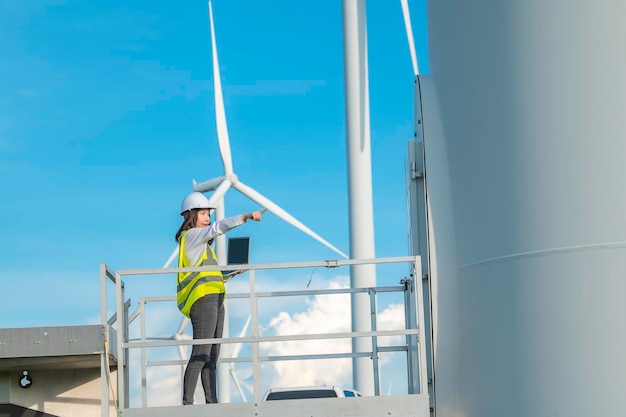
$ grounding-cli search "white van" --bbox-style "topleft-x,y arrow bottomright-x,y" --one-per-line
263,385 -> 363,401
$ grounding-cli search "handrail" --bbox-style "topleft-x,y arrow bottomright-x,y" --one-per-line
116,256 -> 417,276
124,328 -> 420,349
100,256 -> 427,411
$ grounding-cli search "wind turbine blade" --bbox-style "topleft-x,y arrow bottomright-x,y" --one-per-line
231,315 -> 251,359
230,368 -> 247,402
193,176 -> 225,192
206,179 -> 232,208
208,1 -> 234,176
400,0 -> 419,76
163,246 -> 179,268
173,333 -> 190,360
175,317 -> 190,362
178,345 -> 187,361
177,317 -> 190,337
238,315 -> 251,339
232,181 -> 348,259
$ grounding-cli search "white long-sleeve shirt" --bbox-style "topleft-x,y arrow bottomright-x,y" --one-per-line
179,215 -> 245,266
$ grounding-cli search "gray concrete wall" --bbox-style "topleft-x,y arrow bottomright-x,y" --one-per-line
1,368 -> 116,417
0,374 -> 9,403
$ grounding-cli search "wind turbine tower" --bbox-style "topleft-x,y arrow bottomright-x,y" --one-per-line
418,1 -> 626,416
342,0 -> 377,396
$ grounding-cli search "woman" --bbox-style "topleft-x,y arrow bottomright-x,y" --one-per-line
175,191 -> 265,405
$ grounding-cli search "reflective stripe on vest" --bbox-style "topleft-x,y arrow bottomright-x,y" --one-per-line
177,231 -> 224,317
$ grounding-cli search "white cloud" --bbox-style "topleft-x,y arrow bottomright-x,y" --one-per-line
376,302 -> 407,347
126,341 -> 189,407
264,282 -> 352,388
144,363 -> 183,407
260,280 -> 407,390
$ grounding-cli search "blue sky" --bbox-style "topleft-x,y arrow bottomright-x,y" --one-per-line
0,0 -> 428,401
0,0 -> 428,327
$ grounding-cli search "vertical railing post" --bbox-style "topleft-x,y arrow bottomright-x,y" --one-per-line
100,264 -> 110,417
115,271 -> 126,410
123,297 -> 131,408
139,298 -> 147,407
404,264 -> 419,394
249,268 -> 261,403
414,256 -> 429,395
369,288 -> 380,395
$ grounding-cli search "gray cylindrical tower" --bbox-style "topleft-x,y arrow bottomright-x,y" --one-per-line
421,1 -> 626,416
342,0 -> 376,395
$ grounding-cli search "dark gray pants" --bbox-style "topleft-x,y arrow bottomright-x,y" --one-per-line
182,293 -> 225,405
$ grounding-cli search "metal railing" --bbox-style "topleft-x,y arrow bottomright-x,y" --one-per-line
99,256 -> 428,412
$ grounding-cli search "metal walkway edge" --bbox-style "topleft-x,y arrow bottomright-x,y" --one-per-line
119,393 -> 430,417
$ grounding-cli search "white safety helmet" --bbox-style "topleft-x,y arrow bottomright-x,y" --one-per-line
180,192 -> 214,215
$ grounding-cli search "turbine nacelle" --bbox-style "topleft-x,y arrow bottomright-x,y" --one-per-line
192,177 -> 224,192
193,173 -> 239,193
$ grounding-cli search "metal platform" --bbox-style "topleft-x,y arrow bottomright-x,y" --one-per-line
119,393 -> 430,417
99,256 -> 432,417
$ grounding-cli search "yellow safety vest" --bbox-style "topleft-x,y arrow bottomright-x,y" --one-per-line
177,231 -> 225,317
